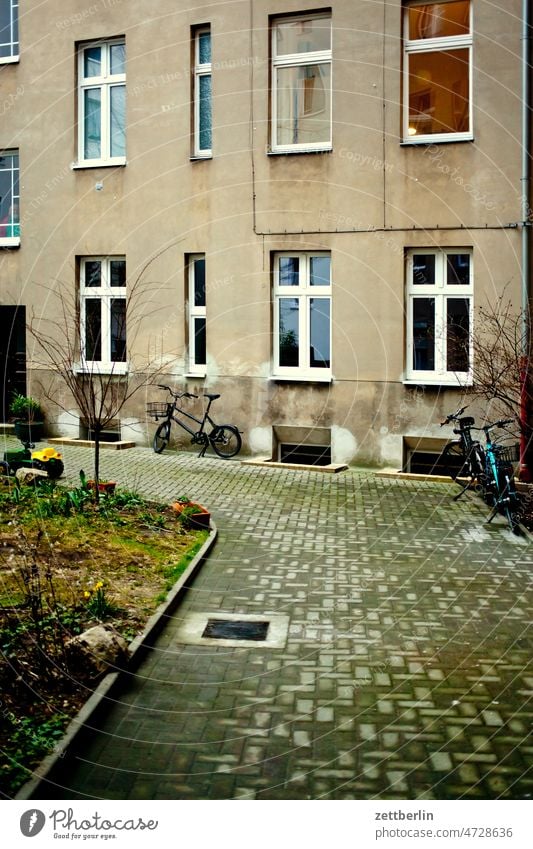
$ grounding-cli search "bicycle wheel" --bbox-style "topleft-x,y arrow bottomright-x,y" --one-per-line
441,442 -> 469,481
210,425 -> 242,459
153,421 -> 170,454
499,470 -> 522,534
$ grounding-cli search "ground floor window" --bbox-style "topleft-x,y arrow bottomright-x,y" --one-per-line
187,254 -> 206,374
405,248 -> 472,384
0,150 -> 19,245
80,257 -> 126,372
273,252 -> 331,380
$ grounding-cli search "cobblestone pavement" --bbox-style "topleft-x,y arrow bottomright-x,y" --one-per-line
25,441 -> 533,800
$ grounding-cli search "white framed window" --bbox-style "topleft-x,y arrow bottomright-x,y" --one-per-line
80,257 -> 127,373
271,13 -> 332,153
77,39 -> 126,166
405,249 -> 473,384
273,252 -> 332,380
193,27 -> 212,157
403,1 -> 472,143
0,0 -> 18,63
0,150 -> 19,246
187,254 -> 206,375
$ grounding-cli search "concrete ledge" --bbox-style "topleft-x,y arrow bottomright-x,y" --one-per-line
375,469 -> 452,483
47,437 -> 136,450
16,521 -> 217,800
242,456 -> 348,473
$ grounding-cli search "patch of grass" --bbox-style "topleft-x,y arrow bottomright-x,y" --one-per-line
0,478 -> 210,796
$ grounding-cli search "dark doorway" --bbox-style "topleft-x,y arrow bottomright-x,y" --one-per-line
0,305 -> 26,421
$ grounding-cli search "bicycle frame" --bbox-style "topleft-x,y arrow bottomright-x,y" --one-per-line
482,422 -> 518,528
169,397 -> 217,439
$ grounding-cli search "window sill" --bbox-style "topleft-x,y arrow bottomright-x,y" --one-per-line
0,237 -> 20,248
268,146 -> 332,156
72,159 -> 127,170
271,373 -> 332,384
400,134 -> 474,147
190,154 -> 212,161
184,372 -> 206,379
73,364 -> 128,376
403,376 -> 472,387
0,56 -> 19,65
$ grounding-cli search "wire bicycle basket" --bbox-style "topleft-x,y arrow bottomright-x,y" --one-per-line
146,402 -> 171,421
493,443 -> 520,467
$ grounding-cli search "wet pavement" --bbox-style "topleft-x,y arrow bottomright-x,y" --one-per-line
19,441 -> 533,800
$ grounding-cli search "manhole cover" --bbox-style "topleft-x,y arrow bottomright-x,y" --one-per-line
174,612 -> 290,648
202,619 -> 269,641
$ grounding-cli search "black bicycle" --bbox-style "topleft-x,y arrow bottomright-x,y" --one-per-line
440,406 -> 487,501
147,386 -> 242,458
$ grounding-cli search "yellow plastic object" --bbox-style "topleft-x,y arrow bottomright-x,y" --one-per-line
31,447 -> 62,463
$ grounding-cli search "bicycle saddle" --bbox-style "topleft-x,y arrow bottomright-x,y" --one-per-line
203,393 -> 220,400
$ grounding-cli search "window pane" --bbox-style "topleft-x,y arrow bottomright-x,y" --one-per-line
310,298 -> 330,368
12,0 -> 17,49
85,299 -> 101,361
279,257 -> 299,286
276,63 -> 331,146
110,43 -> 125,75
447,297 -> 469,372
194,317 -> 206,365
447,253 -> 470,285
110,260 -> 126,287
413,298 -> 435,370
279,298 -> 299,367
110,298 -> 127,362
0,156 -> 14,237
310,256 -> 330,286
84,88 -> 101,159
198,31 -> 211,65
84,260 -> 101,287
408,49 -> 469,136
275,17 -> 331,55
412,254 -> 435,285
194,258 -> 206,307
110,85 -> 126,158
84,46 -> 102,77
199,74 -> 212,151
409,2 -> 470,40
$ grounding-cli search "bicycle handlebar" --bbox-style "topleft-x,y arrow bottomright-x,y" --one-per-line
483,418 -> 514,432
155,385 -> 198,400
440,405 -> 468,426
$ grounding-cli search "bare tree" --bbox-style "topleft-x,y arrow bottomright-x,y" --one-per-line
463,296 -> 532,471
27,257 -> 178,498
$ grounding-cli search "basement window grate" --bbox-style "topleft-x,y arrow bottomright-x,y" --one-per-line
202,619 -> 269,641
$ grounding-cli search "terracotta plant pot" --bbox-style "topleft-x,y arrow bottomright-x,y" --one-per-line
171,500 -> 210,529
87,480 -> 116,495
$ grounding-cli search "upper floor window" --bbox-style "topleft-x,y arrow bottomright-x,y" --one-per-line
80,257 -> 127,373
0,0 -> 18,62
273,252 -> 331,380
0,150 -> 20,246
78,39 -> 126,166
403,1 -> 472,143
193,27 -> 212,157
271,13 -> 332,153
405,249 -> 473,384
187,254 -> 206,375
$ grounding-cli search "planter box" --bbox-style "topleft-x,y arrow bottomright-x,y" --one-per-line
171,500 -> 210,529
14,421 -> 44,443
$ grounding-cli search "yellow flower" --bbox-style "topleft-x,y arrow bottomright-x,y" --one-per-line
95,581 -> 104,590
83,591 -> 91,599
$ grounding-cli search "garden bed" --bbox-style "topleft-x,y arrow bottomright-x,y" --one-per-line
0,476 -> 208,796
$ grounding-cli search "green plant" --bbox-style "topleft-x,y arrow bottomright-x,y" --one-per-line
83,580 -> 118,620
9,392 -> 43,422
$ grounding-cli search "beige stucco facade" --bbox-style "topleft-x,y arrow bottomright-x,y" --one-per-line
0,0 -> 527,467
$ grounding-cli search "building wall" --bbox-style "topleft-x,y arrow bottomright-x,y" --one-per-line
0,0 -> 525,465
